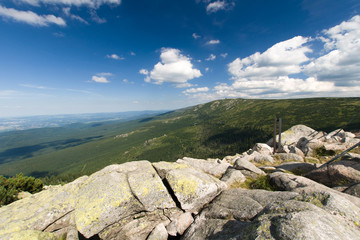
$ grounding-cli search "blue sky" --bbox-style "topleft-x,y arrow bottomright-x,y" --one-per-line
1,0 -> 360,117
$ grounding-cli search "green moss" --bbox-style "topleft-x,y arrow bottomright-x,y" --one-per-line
238,175 -> 276,191
314,147 -> 336,157
295,193 -> 330,208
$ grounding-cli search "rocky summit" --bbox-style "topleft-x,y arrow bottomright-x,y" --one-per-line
1,125 -> 360,240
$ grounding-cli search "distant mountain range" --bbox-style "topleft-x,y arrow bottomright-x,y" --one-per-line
0,111 -> 165,132
0,97 -> 359,180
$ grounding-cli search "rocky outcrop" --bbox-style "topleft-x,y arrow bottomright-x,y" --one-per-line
1,124 -> 360,240
305,158 -> 360,187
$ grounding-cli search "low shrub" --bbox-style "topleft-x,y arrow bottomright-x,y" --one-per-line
0,173 -> 43,206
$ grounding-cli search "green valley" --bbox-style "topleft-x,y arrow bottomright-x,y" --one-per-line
0,97 -> 359,181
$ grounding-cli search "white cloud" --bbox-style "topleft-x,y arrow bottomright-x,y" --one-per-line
207,39 -> 220,45
206,54 -> 216,61
205,67 -> 210,72
142,48 -> 202,86
192,33 -> 201,39
175,83 -> 196,88
228,36 -> 311,79
220,53 -> 228,58
92,75 -> 110,83
130,51 -> 136,56
20,84 -> 54,90
304,15 -> 360,86
0,4 -> 66,26
186,16 -> 360,101
17,0 -> 121,8
206,1 -> 226,13
106,54 -> 124,60
139,69 -> 149,75
183,87 -> 209,94
62,7 -> 88,24
91,72 -> 112,83
90,9 -> 106,23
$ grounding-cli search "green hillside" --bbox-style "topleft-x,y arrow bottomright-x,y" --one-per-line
1,97 -> 360,180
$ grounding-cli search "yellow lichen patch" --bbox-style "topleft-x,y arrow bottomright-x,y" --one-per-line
168,174 -> 198,197
1,230 -> 57,240
74,171 -> 136,236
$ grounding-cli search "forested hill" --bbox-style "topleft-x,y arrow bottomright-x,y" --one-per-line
0,97 -> 359,180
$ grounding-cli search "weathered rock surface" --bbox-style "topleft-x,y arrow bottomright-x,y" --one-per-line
153,161 -> 226,213
344,182 -> 360,197
267,124 -> 318,146
253,154 -> 274,164
276,162 -> 317,174
305,159 -> 360,187
275,153 -> 304,162
268,172 -> 360,224
220,168 -> 246,187
176,157 -> 230,178
252,143 -> 273,155
233,157 -> 265,178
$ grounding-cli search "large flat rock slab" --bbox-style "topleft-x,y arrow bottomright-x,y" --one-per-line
153,162 -> 226,213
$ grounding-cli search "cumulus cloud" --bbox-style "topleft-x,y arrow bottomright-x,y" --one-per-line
92,76 -> 110,83
106,54 -> 124,60
17,0 -> 121,8
228,36 -> 311,79
141,48 -> 202,86
206,1 -> 225,13
91,72 -> 112,83
0,4 -> 66,26
139,69 -> 149,75
205,0 -> 235,13
206,54 -> 216,61
207,39 -> 220,45
304,15 -> 360,86
186,16 -> 360,100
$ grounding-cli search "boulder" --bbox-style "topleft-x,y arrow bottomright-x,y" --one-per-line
253,154 -> 274,164
222,154 -> 241,165
166,212 -> 194,236
176,157 -> 230,178
297,137 -> 325,156
233,158 -> 265,178
268,172 -> 360,224
220,168 -> 246,187
274,153 -> 304,162
267,125 -> 318,146
305,160 -> 360,187
74,161 -> 176,238
252,143 -> 273,155
289,145 -> 305,157
182,189 -> 299,240
0,230 -> 58,240
344,182 -> 360,197
276,162 -> 317,175
98,209 -> 171,240
147,223 -> 168,240
152,162 -> 226,213
237,200 -> 360,240
0,175 -> 88,238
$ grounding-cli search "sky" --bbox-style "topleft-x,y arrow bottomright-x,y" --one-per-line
1,0 -> 360,117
